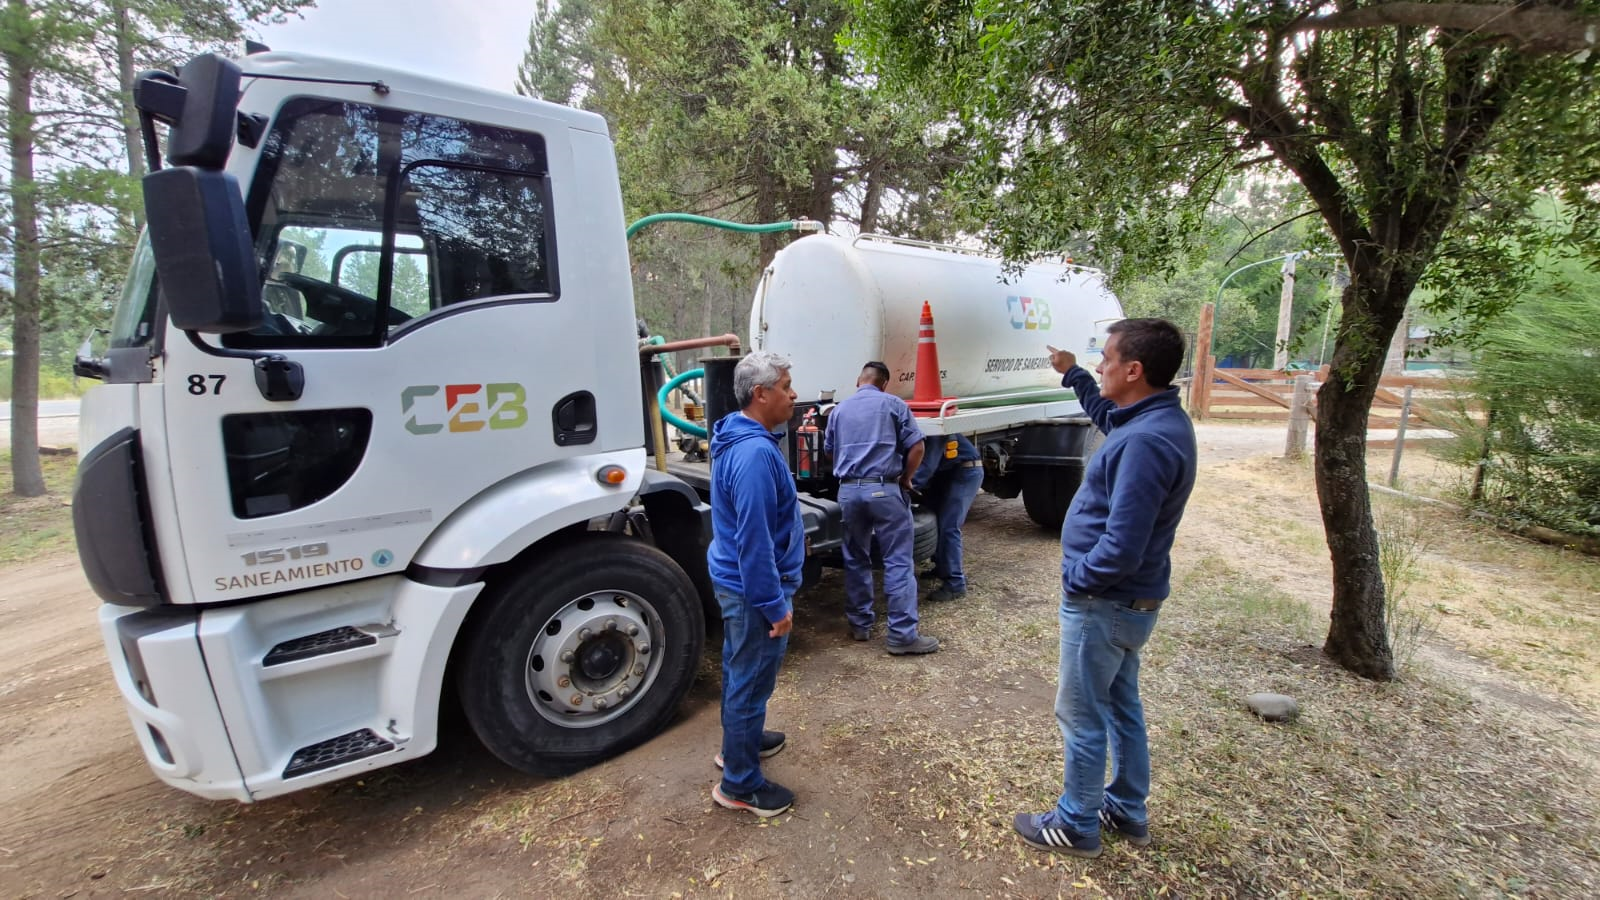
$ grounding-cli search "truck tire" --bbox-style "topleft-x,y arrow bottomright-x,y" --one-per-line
912,507 -> 938,563
1022,466 -> 1083,531
456,534 -> 704,776
867,507 -> 939,567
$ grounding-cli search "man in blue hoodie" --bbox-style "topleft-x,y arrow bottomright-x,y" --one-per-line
707,350 -> 805,818
1012,319 -> 1197,858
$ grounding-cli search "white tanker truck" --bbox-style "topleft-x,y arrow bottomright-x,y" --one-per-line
70,49 -> 1118,802
748,232 -> 1118,528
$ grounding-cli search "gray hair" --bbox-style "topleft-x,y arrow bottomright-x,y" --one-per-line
734,350 -> 792,408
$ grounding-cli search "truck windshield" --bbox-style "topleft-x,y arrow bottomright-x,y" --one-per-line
232,98 -> 556,348
109,232 -> 160,349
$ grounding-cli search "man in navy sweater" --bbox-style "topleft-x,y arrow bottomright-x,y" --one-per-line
707,351 -> 804,818
1012,319 -> 1197,858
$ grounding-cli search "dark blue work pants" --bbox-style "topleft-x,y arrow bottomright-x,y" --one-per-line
839,482 -> 918,645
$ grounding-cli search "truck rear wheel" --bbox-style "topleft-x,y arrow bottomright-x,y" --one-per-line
457,535 -> 704,776
1022,466 -> 1083,531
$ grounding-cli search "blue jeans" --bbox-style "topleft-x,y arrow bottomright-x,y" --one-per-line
930,466 -> 983,591
717,589 -> 790,795
839,482 -> 918,645
1052,593 -> 1161,834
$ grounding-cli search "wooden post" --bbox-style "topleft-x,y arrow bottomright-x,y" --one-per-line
1388,385 -> 1413,487
1192,302 -> 1214,420
1384,311 -> 1409,375
1285,374 -> 1314,459
1471,405 -> 1496,500
1273,254 -> 1296,370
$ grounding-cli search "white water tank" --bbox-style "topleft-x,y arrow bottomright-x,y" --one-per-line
750,234 -> 1123,404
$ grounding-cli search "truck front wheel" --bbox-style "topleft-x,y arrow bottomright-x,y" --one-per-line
457,535 -> 704,776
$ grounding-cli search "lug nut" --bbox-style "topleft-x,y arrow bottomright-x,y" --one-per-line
560,650 -> 574,664
632,663 -> 646,676
618,686 -> 632,698
603,619 -> 616,632
627,624 -> 640,636
557,676 -> 571,688
579,627 -> 593,640
570,694 -> 584,706
594,698 -> 608,710
636,641 -> 651,655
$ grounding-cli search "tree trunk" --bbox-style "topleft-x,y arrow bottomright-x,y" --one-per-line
113,0 -> 146,230
4,1 -> 48,497
1314,278 -> 1404,680
859,169 -> 884,234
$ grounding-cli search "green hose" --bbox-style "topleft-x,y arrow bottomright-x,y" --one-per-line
658,368 -> 707,438
626,212 -> 821,240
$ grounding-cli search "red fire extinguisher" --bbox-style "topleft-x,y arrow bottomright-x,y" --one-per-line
797,409 -> 819,478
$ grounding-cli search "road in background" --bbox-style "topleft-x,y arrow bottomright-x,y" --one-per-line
0,400 -> 81,451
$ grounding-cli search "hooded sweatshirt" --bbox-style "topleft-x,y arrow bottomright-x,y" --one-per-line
707,412 -> 806,624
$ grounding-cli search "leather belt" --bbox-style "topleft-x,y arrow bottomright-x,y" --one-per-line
957,460 -> 981,469
1068,593 -> 1163,611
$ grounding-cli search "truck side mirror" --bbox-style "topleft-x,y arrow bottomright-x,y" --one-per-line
134,53 -> 262,334
74,330 -> 110,380
143,167 -> 262,333
133,53 -> 242,170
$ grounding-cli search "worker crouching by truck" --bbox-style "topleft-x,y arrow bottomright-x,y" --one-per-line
912,432 -> 984,603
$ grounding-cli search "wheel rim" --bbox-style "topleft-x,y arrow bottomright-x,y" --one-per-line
524,589 -> 665,728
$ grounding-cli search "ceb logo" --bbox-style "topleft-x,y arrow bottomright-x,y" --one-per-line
402,383 -> 528,434
1007,296 -> 1053,331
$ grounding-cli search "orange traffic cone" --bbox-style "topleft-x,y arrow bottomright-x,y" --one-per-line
907,301 -> 957,418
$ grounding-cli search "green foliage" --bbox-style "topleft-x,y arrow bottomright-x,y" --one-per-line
1455,256 -> 1600,537
851,0 -> 1600,346
520,0 -> 973,339
855,0 -> 1600,676
1118,181 -> 1343,367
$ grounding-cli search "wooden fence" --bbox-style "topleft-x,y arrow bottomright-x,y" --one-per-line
1187,360 -> 1482,449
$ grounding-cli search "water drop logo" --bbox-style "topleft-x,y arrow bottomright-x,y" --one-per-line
372,549 -> 395,568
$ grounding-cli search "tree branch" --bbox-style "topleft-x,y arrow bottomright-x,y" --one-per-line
1245,82 -> 1373,265
1293,2 -> 1600,57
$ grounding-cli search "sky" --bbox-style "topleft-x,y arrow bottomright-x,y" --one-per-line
254,0 -> 538,93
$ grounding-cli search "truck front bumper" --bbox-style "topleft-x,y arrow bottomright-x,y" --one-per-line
99,575 -> 484,802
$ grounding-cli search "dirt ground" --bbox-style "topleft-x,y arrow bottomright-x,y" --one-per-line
2,422 -> 1596,898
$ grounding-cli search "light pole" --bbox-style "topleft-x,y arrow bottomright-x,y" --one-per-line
1213,250 -> 1311,369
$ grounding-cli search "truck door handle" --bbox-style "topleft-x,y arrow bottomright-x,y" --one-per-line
552,391 -> 597,446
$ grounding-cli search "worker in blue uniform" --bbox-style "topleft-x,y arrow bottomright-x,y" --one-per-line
911,432 -> 984,602
824,362 -> 940,655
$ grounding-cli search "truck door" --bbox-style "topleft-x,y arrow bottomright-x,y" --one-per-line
158,97 -> 623,604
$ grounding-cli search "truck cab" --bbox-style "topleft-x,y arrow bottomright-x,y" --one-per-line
74,52 -> 712,801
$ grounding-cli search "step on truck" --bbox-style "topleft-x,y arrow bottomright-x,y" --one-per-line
72,49 -> 1121,802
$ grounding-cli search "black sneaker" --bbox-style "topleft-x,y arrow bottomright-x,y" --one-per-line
850,627 -> 871,641
1012,812 -> 1102,858
887,635 -> 940,655
927,585 -> 966,602
713,730 -> 787,769
712,780 -> 795,818
1099,806 -> 1151,846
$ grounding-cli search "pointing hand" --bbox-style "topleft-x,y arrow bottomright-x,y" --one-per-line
1047,345 -> 1077,374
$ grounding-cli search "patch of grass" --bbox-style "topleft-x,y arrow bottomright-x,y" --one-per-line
869,562 -> 1600,898
0,450 -> 78,565
1196,452 -> 1600,710
1180,554 -> 1319,641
